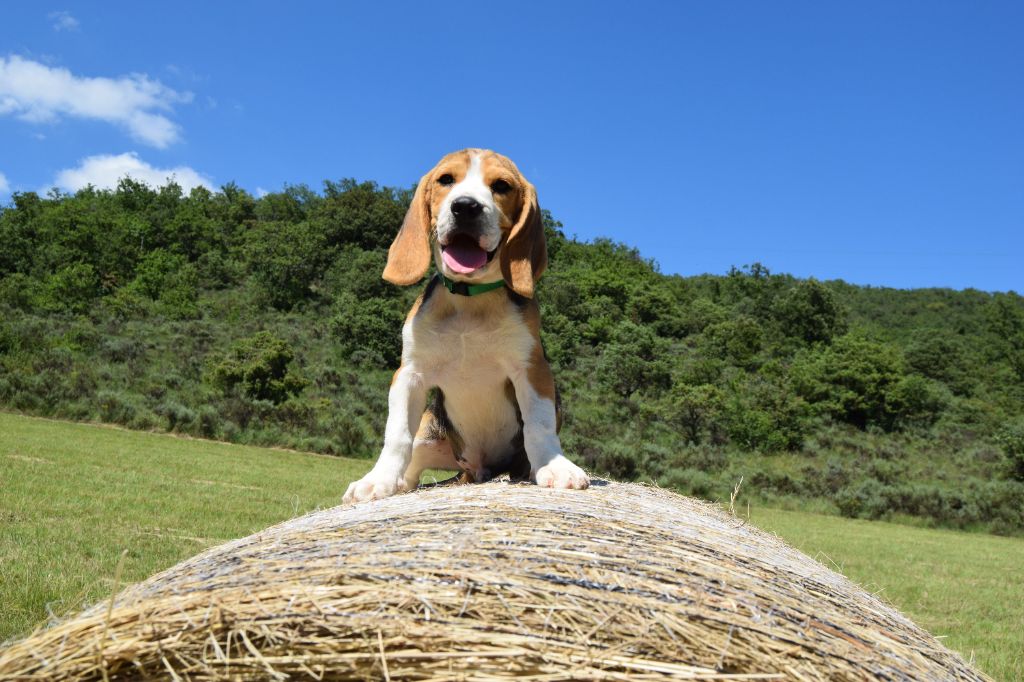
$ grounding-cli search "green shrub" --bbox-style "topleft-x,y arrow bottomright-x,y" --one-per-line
96,390 -> 138,425
596,322 -> 671,398
331,295 -> 404,368
0,274 -> 39,311
244,220 -> 328,310
568,437 -> 639,480
660,468 -> 719,500
904,331 -> 973,394
659,383 -> 724,445
207,331 -> 307,404
886,375 -> 950,429
995,420 -> 1024,482
722,375 -> 809,452
772,278 -> 847,344
36,263 -> 100,313
155,400 -> 197,432
699,316 -> 763,368
791,335 -> 906,430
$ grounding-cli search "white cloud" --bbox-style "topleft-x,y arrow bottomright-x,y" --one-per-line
0,171 -> 9,194
49,11 -> 80,32
51,152 -> 213,193
0,55 -> 191,147
255,187 -> 269,198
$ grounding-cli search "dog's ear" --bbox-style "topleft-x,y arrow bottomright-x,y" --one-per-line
501,181 -> 547,298
383,172 -> 433,286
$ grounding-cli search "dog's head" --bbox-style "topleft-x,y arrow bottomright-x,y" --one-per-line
382,149 -> 547,298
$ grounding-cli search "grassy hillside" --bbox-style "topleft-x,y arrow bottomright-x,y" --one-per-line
2,413 -> 1021,680
1,181 -> 1023,533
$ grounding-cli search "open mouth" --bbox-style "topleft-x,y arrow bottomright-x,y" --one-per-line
441,234 -> 496,274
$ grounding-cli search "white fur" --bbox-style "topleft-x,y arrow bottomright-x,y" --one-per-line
342,363 -> 425,502
343,292 -> 589,504
434,153 -> 503,282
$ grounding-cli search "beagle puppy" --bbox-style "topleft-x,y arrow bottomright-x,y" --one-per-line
343,149 -> 590,503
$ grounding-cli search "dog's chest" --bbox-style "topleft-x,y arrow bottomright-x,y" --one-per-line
409,305 -> 533,387
410,302 -> 534,460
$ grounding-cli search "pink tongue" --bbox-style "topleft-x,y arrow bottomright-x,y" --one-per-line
442,240 -> 488,274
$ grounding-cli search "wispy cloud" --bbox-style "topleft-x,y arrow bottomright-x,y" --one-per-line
0,171 -> 9,194
50,152 -> 213,193
48,10 -> 80,32
0,55 -> 192,148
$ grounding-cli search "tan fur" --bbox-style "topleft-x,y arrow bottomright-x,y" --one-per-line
500,180 -> 547,298
382,149 -> 546,297
520,301 -> 557,403
343,150 -> 588,505
382,171 -> 434,285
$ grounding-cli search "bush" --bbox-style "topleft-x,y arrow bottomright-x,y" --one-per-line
0,274 -> 38,311
722,374 -> 809,452
155,400 -> 197,432
331,295 -> 405,368
96,390 -> 138,425
660,468 -> 719,500
245,220 -> 328,310
207,331 -> 307,404
995,420 -> 1024,482
699,316 -> 763,368
37,264 -> 100,313
597,322 -> 671,398
886,375 -> 950,429
791,335 -> 906,430
835,478 -> 1024,532
904,331 -> 973,395
660,383 -> 724,445
569,437 -> 639,480
772,279 -> 847,345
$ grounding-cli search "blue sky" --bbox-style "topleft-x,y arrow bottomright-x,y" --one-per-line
2,2 -> 1021,292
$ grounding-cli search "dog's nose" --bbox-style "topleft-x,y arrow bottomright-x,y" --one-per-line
451,196 -> 483,219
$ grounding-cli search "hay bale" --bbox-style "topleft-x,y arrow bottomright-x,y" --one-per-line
0,481 -> 989,681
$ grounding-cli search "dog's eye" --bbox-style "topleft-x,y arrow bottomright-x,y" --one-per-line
490,179 -> 512,195
437,174 -> 455,187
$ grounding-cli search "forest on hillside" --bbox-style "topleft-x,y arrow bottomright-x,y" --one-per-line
1,180 -> 1023,533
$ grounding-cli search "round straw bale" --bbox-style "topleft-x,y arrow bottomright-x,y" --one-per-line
0,481 -> 989,681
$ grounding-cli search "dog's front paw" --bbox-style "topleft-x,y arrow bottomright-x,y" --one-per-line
343,471 -> 410,504
533,455 -> 590,490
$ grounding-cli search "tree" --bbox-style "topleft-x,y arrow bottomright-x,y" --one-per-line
244,220 -> 328,310
699,316 -> 763,368
207,332 -> 307,404
791,335 -> 906,430
772,279 -> 847,344
597,322 -> 671,398
331,295 -> 405,368
661,383 -> 724,444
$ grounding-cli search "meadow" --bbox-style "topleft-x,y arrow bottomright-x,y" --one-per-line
1,412 -> 1020,679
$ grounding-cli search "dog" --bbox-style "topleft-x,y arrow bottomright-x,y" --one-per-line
343,149 -> 590,503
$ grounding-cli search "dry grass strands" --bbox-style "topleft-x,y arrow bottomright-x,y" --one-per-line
0,481 -> 990,681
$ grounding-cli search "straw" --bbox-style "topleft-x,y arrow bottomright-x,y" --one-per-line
0,480 -> 990,681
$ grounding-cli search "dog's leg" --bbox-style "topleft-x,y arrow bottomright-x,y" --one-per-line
403,437 -> 459,489
343,365 -> 426,503
510,361 -> 589,490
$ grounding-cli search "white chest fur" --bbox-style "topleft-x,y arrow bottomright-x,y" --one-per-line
405,291 -> 535,464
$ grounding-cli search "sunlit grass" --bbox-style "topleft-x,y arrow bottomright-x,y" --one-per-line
0,411 -> 369,640
750,506 -> 1023,680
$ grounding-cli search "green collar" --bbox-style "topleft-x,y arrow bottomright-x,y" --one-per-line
439,273 -> 506,297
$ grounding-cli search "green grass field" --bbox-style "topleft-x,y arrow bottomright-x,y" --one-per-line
1,412 -> 1020,680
